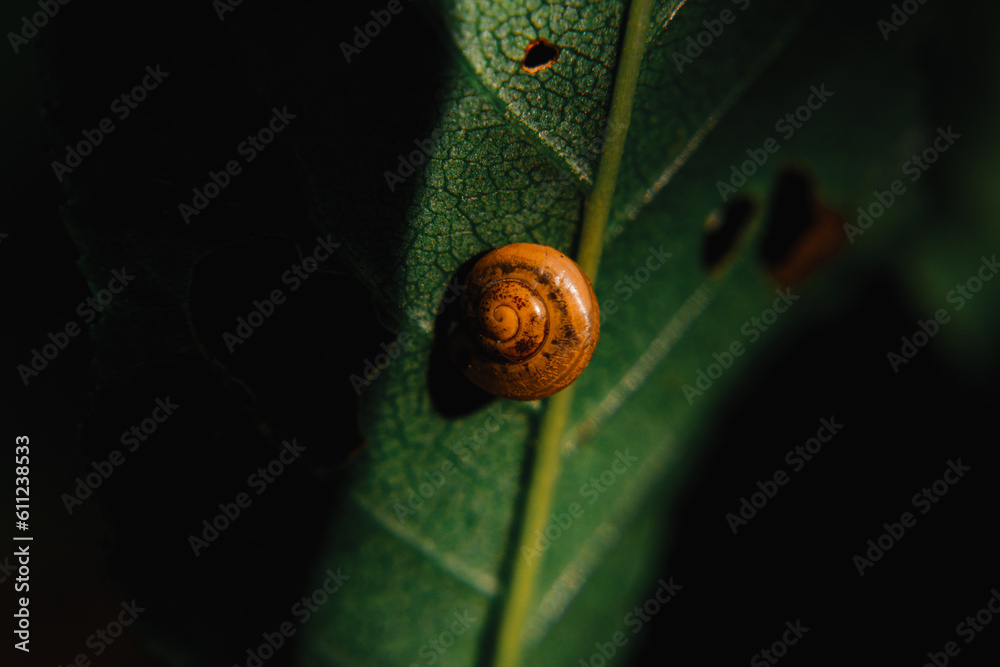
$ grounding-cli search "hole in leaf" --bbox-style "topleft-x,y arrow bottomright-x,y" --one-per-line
702,195 -> 756,273
759,167 -> 846,287
759,168 -> 813,267
522,38 -> 560,73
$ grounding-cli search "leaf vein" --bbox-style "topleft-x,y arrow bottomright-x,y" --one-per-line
351,492 -> 499,597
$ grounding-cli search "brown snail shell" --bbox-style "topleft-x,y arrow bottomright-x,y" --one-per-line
451,243 -> 600,401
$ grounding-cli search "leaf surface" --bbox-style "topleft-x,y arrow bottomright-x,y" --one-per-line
289,1 -> 921,665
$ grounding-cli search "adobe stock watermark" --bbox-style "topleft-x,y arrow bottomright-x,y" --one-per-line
725,417 -> 844,535
54,600 -> 146,666
433,275 -> 465,316
598,245 -> 673,326
683,287 -> 799,404
392,405 -> 511,523
16,267 -> 135,386
221,235 -> 341,353
578,577 -> 683,666
213,0 -> 245,21
179,106 -> 297,224
672,0 -> 751,72
852,458 -> 971,577
877,0 -> 929,41
349,332 -> 413,394
391,453 -> 457,524
844,126 -> 960,244
341,0 -> 414,63
350,276 -> 463,394
0,553 -> 15,585
233,568 -> 349,667
886,254 -> 997,373
521,449 -> 639,564
513,118 -> 631,227
750,619 -> 810,666
11,547 -> 29,652
50,65 -> 170,183
921,587 -> 1000,667
7,0 -> 71,54
61,397 -> 180,515
188,439 -> 306,556
384,127 -> 444,192
717,84 -> 834,201
407,609 -> 478,667
449,404 -> 510,464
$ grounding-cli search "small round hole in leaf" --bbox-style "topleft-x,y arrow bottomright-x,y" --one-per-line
702,195 -> 756,274
522,38 -> 560,73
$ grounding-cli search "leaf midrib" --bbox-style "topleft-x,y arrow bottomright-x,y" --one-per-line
354,1 -> 811,663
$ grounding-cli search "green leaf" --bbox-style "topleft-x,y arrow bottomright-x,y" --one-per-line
291,1 -> 926,666
42,0 -> 979,665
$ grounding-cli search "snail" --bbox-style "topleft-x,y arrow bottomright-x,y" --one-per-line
450,243 -> 600,401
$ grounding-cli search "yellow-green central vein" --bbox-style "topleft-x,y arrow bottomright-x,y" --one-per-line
490,1 -> 653,665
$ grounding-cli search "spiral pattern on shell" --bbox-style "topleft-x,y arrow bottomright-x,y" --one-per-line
451,243 -> 600,401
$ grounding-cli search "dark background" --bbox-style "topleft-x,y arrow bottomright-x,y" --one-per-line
2,1 -> 998,666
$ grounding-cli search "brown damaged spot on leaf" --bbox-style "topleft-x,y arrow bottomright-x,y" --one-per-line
522,37 -> 560,73
759,167 -> 846,287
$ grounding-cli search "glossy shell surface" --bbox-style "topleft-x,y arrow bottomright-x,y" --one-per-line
452,243 -> 600,401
